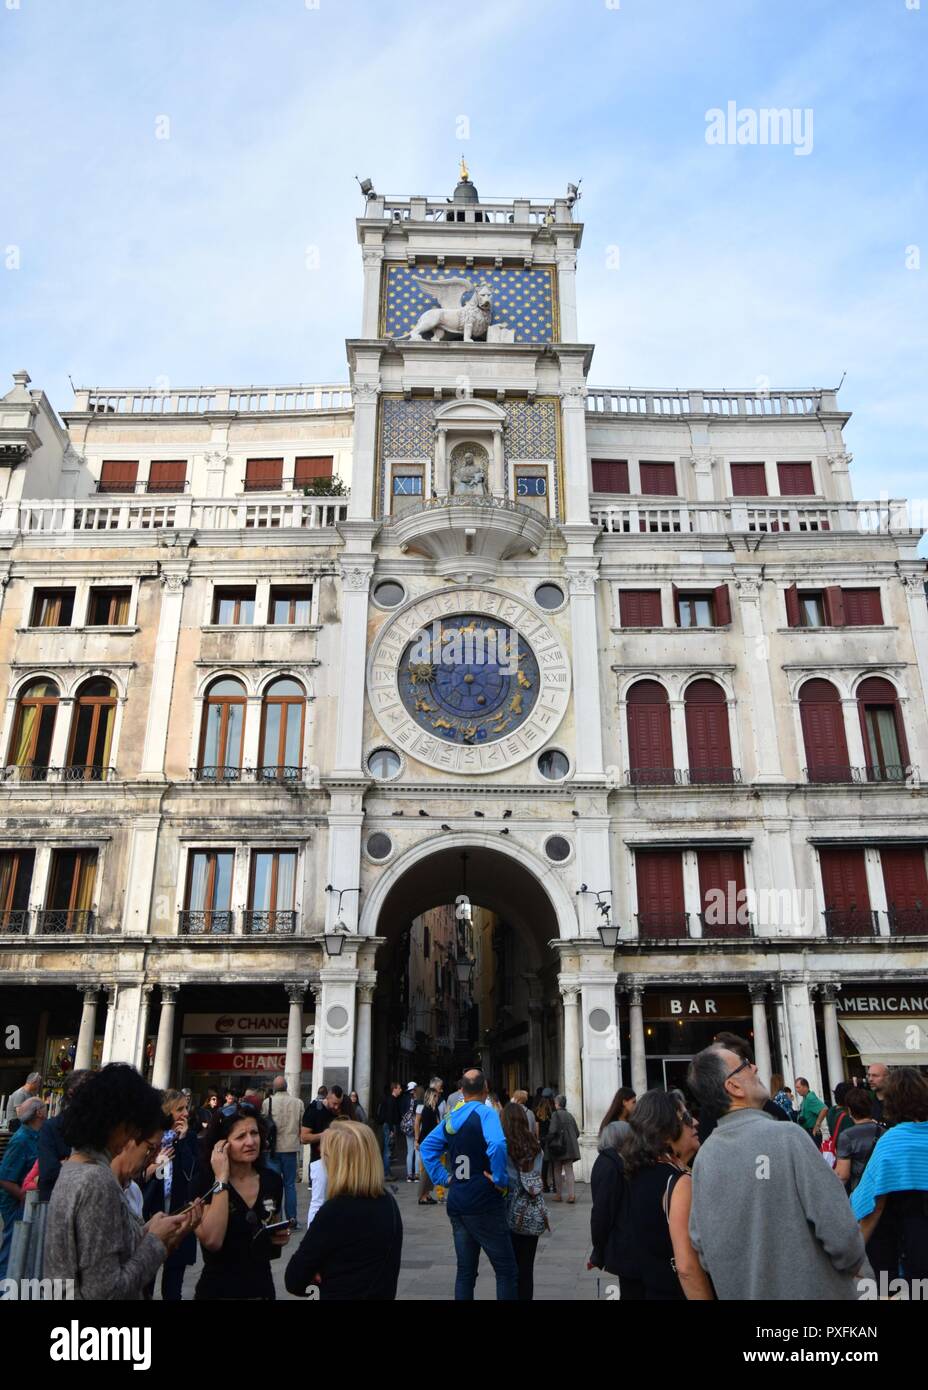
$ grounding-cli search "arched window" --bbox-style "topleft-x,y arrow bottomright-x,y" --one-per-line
684,679 -> 735,783
626,680 -> 674,785
857,677 -> 907,783
799,679 -> 850,783
259,678 -> 305,782
66,678 -> 117,781
197,678 -> 246,782
7,679 -> 59,782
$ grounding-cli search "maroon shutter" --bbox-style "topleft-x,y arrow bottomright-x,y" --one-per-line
819,847 -> 871,935
713,584 -> 732,626
671,583 -> 681,626
785,584 -> 801,628
639,462 -> 677,496
697,849 -> 746,935
799,679 -> 850,782
244,458 -> 283,490
626,681 -> 673,784
635,851 -> 686,938
842,588 -> 883,626
591,460 -> 629,494
619,590 -> 662,626
857,676 -> 909,772
684,680 -> 734,783
776,462 -> 815,495
147,460 -> 187,491
881,847 -> 928,933
730,463 -> 768,497
294,456 -> 334,485
823,586 -> 845,626
99,460 -> 138,493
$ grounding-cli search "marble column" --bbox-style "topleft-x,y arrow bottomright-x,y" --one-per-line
74,987 -> 99,1071
100,986 -> 117,1066
354,985 -> 375,1115
135,986 -> 153,1071
285,984 -> 306,1101
749,984 -> 773,1086
152,986 -> 178,1091
819,983 -> 844,1102
628,986 -> 647,1096
560,984 -> 582,1119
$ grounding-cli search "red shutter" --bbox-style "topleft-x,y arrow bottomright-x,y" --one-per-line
713,584 -> 732,626
697,849 -> 746,934
684,680 -> 734,782
99,460 -> 138,492
147,460 -> 187,491
842,589 -> 883,626
294,456 -> 334,485
776,462 -> 815,495
730,463 -> 768,497
800,680 -> 850,781
857,676 -> 909,771
635,850 -> 686,937
785,584 -> 801,628
639,462 -> 677,496
823,586 -> 845,626
626,681 -> 673,784
591,460 -> 629,494
819,847 -> 871,935
671,583 -> 681,626
244,458 -> 283,490
881,847 -> 928,933
619,590 -> 662,626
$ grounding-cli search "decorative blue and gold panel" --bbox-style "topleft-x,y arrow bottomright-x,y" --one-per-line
382,264 -> 556,343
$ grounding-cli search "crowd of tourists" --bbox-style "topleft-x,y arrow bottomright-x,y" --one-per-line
0,1044 -> 926,1301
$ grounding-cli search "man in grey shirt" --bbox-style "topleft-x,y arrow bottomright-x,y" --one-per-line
4,1072 -> 42,1126
687,1045 -> 870,1300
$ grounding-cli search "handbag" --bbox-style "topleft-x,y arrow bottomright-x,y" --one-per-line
509,1168 -> 549,1236
546,1116 -> 567,1159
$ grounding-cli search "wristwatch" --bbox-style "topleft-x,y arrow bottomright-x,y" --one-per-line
214,1180 -> 230,1193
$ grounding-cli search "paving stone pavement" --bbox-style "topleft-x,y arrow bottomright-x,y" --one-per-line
166,1168 -> 606,1302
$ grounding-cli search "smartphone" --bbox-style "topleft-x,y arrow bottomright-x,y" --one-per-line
259,1219 -> 291,1236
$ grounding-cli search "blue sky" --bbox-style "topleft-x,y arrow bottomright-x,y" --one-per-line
2,0 -> 926,503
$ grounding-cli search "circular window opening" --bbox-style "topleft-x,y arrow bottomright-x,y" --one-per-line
373,580 -> 405,608
535,583 -> 565,611
589,1008 -> 610,1033
368,747 -> 401,780
326,1004 -> 349,1030
538,750 -> 570,781
545,835 -> 571,863
366,833 -> 392,861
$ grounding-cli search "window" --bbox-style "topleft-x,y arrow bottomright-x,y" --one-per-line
591,460 -> 629,494
212,589 -> 255,625
799,679 -> 851,782
545,835 -> 571,862
516,475 -> 547,497
698,849 -> 747,936
295,456 -> 333,488
786,586 -> 882,628
857,677 -> 907,782
197,678 -> 246,780
626,680 -> 674,785
673,585 -> 731,628
259,678 -> 305,780
0,849 -> 34,932
819,847 -> 872,936
787,589 -> 826,627
87,588 -> 131,626
393,475 -> 423,496
30,589 -> 74,627
366,833 -> 392,861
730,463 -> 768,497
269,588 -> 313,625
66,678 -> 117,781
8,680 -> 58,781
881,847 -> 928,935
368,747 -> 401,779
247,850 -> 297,933
98,460 -> 138,493
244,458 -> 283,491
183,850 -> 234,933
42,849 -> 97,934
373,580 -> 405,609
537,750 -> 569,780
635,850 -> 687,937
639,462 -> 677,496
534,583 -> 564,611
619,590 -> 662,627
776,461 -> 815,496
147,460 -> 187,493
684,680 -> 735,783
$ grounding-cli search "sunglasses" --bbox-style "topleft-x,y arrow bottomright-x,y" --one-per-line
220,1102 -> 260,1119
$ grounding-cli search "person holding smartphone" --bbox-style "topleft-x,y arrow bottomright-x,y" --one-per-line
193,1102 -> 290,1300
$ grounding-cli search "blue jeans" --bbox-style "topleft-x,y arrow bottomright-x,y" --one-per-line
449,1206 -> 519,1301
406,1132 -> 417,1179
0,1210 -> 20,1280
382,1125 -> 395,1176
274,1151 -> 298,1222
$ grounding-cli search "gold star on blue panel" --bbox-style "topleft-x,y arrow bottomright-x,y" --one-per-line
384,265 -> 554,342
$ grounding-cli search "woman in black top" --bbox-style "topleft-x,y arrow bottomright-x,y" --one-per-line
142,1089 -> 203,1300
590,1119 -> 632,1277
194,1103 -> 290,1300
286,1121 -> 402,1301
414,1085 -> 442,1205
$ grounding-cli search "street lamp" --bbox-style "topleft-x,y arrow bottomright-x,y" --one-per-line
323,885 -> 361,955
576,883 -> 619,946
455,954 -> 475,987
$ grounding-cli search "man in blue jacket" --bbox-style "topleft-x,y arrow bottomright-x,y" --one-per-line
420,1068 -> 518,1300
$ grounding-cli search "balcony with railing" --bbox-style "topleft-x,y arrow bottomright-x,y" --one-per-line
2,765 -> 117,785
586,387 -> 833,418
242,910 -> 297,936
804,765 -> 911,786
34,909 -> 96,935
178,909 -> 234,936
71,384 -> 352,416
625,767 -> 742,787
823,908 -> 880,938
636,912 -> 691,940
593,498 -> 914,538
0,910 -> 30,935
191,766 -> 305,786
3,494 -> 349,536
887,906 -> 928,935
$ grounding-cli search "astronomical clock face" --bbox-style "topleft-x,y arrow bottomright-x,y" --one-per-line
368,588 -> 570,775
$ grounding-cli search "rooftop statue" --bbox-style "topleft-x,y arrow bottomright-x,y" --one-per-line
406,278 -> 492,343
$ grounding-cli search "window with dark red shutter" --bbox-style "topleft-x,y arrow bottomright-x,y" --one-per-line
98,460 -> 138,493
294,456 -> 334,486
819,847 -> 873,935
785,584 -> 801,628
626,680 -> 674,785
857,677 -> 907,782
697,849 -> 747,935
713,584 -> 732,626
823,587 -> 845,626
635,850 -> 687,938
776,461 -> 815,495
799,679 -> 851,783
147,460 -> 187,493
881,846 -> 928,934
591,459 -> 629,494
619,590 -> 662,627
244,458 -> 283,491
684,680 -> 735,783
639,462 -> 677,496
842,589 -> 883,626
730,463 -> 768,497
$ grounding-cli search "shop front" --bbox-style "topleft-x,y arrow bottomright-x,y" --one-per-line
834,986 -> 928,1078
179,1011 -> 315,1104
640,987 -> 756,1091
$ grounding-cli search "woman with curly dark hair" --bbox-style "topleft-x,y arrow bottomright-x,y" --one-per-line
852,1067 -> 928,1281
43,1063 -> 195,1300
193,1101 -> 290,1300
613,1089 -> 713,1301
501,1101 -> 547,1300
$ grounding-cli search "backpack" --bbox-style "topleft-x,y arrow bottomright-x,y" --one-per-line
508,1168 -> 549,1236
400,1098 -> 416,1136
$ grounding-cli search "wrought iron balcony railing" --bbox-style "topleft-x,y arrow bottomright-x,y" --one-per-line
626,767 -> 742,787
178,910 -> 234,935
637,912 -> 691,939
697,913 -> 756,939
805,765 -> 911,785
242,910 -> 297,935
61,765 -> 117,783
191,766 -> 244,784
256,765 -> 304,784
887,906 -> 928,936
823,908 -> 880,937
192,766 -> 305,785
35,909 -> 96,935
0,910 -> 29,934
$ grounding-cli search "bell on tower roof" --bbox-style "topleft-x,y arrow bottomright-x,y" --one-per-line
451,154 -> 479,205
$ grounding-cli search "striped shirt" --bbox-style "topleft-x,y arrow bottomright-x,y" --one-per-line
851,1121 -> 928,1220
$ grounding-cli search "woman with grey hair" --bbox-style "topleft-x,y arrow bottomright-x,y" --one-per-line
590,1120 -> 630,1275
545,1094 -> 580,1203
